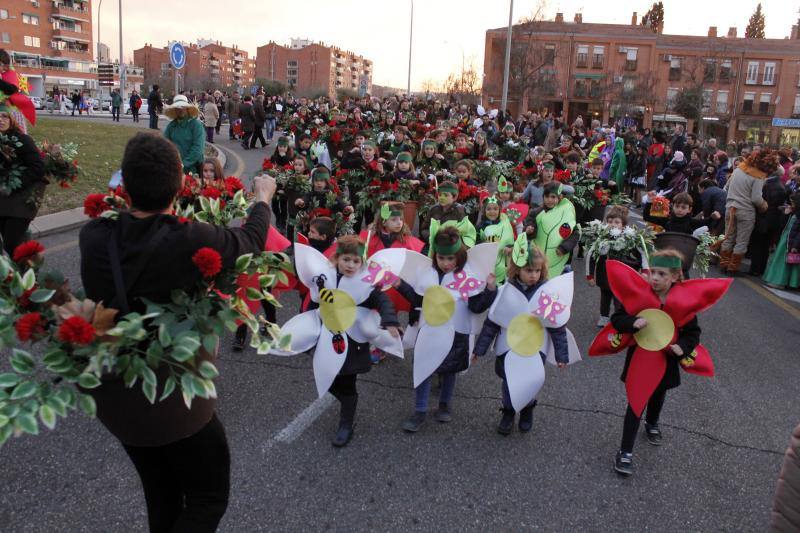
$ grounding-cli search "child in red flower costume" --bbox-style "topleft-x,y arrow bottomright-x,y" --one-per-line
588,249 -> 732,476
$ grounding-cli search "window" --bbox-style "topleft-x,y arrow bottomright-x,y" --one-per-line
1,32 -> 9,44
719,59 -> 732,81
793,94 -> 800,115
625,48 -> 638,71
716,90 -> 728,113
592,46 -> 604,68
573,79 -> 587,97
704,59 -> 716,83
23,36 -> 40,47
287,60 -> 298,67
0,9 -> 8,19
746,61 -> 759,84
666,88 -> 678,110
23,14 -> 39,25
669,57 -> 681,81
702,89 -> 713,112
544,43 -> 555,65
576,44 -> 588,67
623,77 -> 635,94
288,78 -> 297,86
763,62 -> 775,85
287,69 -> 297,76
742,91 -> 755,112
759,93 -> 772,114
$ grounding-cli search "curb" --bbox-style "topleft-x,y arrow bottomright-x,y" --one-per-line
30,207 -> 88,239
208,143 -> 227,170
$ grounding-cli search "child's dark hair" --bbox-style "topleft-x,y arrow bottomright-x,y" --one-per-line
591,157 -> 605,167
433,227 -> 467,272
310,216 -> 335,239
333,235 -> 364,260
673,192 -> 693,207
506,244 -> 548,283
565,152 -> 582,164
698,178 -> 716,190
543,181 -> 563,197
650,248 -> 685,281
605,205 -> 629,225
453,159 -> 472,173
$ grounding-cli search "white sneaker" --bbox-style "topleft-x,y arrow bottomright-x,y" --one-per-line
596,316 -> 610,328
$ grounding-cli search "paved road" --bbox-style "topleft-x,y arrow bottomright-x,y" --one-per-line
2,126 -> 799,531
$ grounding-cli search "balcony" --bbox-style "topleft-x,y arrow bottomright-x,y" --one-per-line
52,27 -> 89,40
52,3 -> 91,21
591,56 -> 604,69
739,102 -> 775,116
52,47 -> 90,57
576,53 -> 588,68
624,60 -> 637,71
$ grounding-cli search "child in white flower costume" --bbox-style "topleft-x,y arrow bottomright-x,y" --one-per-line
473,234 -> 582,435
271,236 -> 406,447
392,227 -> 498,432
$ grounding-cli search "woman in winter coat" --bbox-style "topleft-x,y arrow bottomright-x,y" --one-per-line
202,96 -> 220,144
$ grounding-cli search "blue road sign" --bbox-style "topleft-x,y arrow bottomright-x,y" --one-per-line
170,42 -> 186,70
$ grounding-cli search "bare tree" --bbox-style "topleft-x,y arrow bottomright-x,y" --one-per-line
441,58 -> 482,105
505,1 -> 553,112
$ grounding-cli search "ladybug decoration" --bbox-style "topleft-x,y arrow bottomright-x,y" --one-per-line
558,223 -> 573,239
332,333 -> 346,354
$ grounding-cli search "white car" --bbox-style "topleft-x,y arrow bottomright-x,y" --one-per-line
124,101 -> 149,115
31,97 -> 43,110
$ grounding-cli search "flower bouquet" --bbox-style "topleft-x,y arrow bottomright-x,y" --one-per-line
579,220 -> 655,265
38,140 -> 80,189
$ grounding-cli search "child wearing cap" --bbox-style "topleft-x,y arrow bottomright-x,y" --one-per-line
340,131 -> 369,169
416,139 -> 448,176
294,165 -> 353,235
419,181 -> 473,247
384,126 -> 416,160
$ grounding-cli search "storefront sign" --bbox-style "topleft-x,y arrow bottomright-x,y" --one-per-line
772,117 -> 800,128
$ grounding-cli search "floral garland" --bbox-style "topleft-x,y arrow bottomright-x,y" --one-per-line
579,220 -> 655,263
0,237 -> 292,446
693,232 -> 725,277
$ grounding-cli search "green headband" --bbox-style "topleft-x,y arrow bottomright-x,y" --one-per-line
434,236 -> 463,256
485,196 -> 499,206
397,152 -> 413,163
362,140 -> 377,149
438,182 -> 458,195
542,161 -> 555,169
380,203 -> 402,220
277,137 -> 289,147
650,255 -> 682,269
422,139 -> 436,149
312,168 -> 330,181
497,176 -> 511,193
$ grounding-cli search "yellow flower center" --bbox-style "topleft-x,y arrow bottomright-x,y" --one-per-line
507,314 -> 544,357
633,308 -> 675,351
319,289 -> 356,334
422,285 -> 455,326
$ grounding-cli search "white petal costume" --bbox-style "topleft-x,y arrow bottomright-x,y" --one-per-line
487,272 -> 581,411
402,243 -> 498,387
271,243 -> 408,397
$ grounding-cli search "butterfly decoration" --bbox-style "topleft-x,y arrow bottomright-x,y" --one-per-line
361,260 -> 399,291
533,292 -> 568,325
445,270 -> 485,301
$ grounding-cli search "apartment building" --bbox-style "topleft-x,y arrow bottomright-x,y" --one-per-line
483,12 -> 800,145
255,38 -> 373,99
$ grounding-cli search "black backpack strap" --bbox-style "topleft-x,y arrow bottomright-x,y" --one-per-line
107,220 -> 171,315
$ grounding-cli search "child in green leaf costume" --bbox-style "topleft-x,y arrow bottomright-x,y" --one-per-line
523,181 -> 578,278
477,196 -> 515,283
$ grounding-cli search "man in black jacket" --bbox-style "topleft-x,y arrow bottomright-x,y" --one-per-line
147,85 -> 162,130
79,132 -> 276,533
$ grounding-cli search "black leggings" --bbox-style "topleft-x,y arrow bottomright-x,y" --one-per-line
122,414 -> 230,533
329,374 -> 357,399
249,127 -> 267,148
0,216 -> 33,255
599,286 -> 619,317
620,386 -> 668,453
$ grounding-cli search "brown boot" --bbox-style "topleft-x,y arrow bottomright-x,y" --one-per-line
718,249 -> 733,270
727,253 -> 744,275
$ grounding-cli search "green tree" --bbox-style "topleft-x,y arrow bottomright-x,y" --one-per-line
254,78 -> 287,96
640,2 -> 665,33
745,3 -> 766,38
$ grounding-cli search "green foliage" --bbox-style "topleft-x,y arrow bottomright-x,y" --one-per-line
641,2 -> 665,33
745,3 -> 766,39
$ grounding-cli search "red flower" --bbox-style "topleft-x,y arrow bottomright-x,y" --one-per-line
456,147 -> 471,155
327,120 -> 337,127
201,186 -> 222,199
283,163 -> 293,171
13,240 -> 45,264
311,128 -> 320,140
554,169 -> 572,183
59,181 -> 71,189
223,176 -> 244,196
262,159 -> 274,171
57,316 -> 96,345
192,247 -> 223,278
311,207 -> 332,218
111,186 -> 131,206
331,130 -> 342,144
177,216 -> 192,224
84,193 -> 111,218
17,287 -> 36,309
15,312 -> 46,342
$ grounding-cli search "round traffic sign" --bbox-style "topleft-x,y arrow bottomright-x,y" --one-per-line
169,42 -> 186,70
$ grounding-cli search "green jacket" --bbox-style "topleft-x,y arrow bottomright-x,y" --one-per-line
609,137 -> 627,191
164,117 -> 206,174
111,92 -> 122,107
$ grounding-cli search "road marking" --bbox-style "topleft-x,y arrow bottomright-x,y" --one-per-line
43,239 -> 79,255
766,286 -> 800,305
739,277 -> 800,321
216,144 -> 245,177
263,394 -> 335,451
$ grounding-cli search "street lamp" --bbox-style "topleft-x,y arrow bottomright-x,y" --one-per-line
407,0 -> 413,96
501,0 -> 514,115
118,0 -> 125,98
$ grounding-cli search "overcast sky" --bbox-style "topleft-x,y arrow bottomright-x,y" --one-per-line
98,0 -> 797,89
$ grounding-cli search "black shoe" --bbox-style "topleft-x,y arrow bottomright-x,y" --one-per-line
402,412 -> 427,432
518,402 -> 536,432
497,408 -> 515,436
434,403 -> 452,423
332,420 -> 354,447
645,422 -> 663,446
232,328 -> 247,352
614,450 -> 634,476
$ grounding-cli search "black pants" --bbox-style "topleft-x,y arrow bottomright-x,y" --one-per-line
205,126 -> 215,143
250,127 -> 267,148
149,112 -> 159,130
229,123 -> 237,139
122,414 -> 230,533
132,109 -> 140,122
0,216 -> 32,255
599,286 -> 619,317
112,106 -> 120,121
748,229 -> 779,276
241,131 -> 253,148
620,385 -> 667,453
329,374 -> 357,399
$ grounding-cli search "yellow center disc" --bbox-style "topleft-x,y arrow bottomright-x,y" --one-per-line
422,285 -> 455,327
634,308 -> 676,351
319,289 -> 356,334
507,314 -> 544,357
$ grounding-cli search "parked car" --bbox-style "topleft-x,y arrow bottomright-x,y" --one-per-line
124,101 -> 149,115
31,96 -> 43,110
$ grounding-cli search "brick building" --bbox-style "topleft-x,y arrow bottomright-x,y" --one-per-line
1,0 -> 95,97
134,40 -> 255,93
255,38 -> 373,99
483,12 -> 800,146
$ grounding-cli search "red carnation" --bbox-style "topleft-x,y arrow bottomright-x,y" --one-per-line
262,159 -> 274,171
283,163 -> 293,171
84,193 -> 111,218
224,176 -> 244,196
177,216 -> 192,224
57,316 -> 95,345
192,247 -> 223,278
18,287 -> 36,309
201,186 -> 222,199
331,130 -> 342,144
15,312 -> 46,342
13,240 -> 45,264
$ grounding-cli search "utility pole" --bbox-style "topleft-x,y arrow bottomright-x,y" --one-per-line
407,0 -> 414,96
501,0 -> 514,115
118,0 -> 125,98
